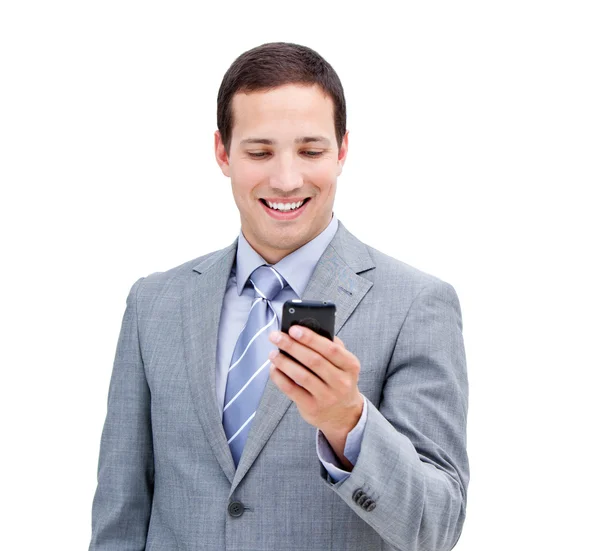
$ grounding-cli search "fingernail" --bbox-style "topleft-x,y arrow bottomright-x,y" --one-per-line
290,326 -> 303,339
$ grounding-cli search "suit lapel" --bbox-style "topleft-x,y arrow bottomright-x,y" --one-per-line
181,220 -> 375,492
181,240 -> 239,483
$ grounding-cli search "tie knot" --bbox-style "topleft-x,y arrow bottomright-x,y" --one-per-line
248,265 -> 287,301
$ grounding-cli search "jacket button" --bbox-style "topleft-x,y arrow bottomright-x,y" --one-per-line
357,494 -> 369,506
352,489 -> 365,502
362,498 -> 374,510
228,501 -> 245,517
365,501 -> 376,512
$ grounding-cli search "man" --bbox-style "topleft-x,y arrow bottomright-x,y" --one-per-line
89,42 -> 469,551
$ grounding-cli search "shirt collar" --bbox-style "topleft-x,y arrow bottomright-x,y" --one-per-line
235,212 -> 339,297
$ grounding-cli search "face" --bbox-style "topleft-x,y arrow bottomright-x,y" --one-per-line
214,83 -> 349,265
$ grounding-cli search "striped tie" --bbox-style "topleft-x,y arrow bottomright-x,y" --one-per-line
222,264 -> 287,468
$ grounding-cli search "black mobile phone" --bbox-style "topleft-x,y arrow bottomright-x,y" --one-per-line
279,299 -> 336,365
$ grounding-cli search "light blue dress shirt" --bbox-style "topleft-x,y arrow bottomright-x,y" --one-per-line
214,211 -> 367,483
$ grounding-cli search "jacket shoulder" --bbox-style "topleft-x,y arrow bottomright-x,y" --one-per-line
362,241 -> 458,301
133,241 -> 235,297
367,243 -> 446,284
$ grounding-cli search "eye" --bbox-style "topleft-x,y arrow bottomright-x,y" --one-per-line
302,151 -> 323,157
248,152 -> 270,158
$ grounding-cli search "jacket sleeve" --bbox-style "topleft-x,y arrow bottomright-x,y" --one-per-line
89,276 -> 154,550
319,280 -> 469,551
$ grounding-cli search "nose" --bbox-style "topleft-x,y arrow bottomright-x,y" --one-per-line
269,153 -> 303,191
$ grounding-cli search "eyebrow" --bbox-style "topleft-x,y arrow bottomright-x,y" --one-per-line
240,136 -> 331,146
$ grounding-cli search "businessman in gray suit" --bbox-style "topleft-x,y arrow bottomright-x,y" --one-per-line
89,42 -> 469,551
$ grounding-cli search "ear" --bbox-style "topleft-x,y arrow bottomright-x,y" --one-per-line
214,130 -> 231,177
337,130 -> 349,176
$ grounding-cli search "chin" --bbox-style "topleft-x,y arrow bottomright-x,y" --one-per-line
264,231 -> 308,252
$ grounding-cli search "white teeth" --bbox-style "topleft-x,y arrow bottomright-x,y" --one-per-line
265,199 -> 306,211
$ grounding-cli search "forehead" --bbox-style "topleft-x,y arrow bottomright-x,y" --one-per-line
231,83 -> 335,141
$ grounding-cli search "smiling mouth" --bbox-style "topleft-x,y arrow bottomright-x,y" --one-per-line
259,198 -> 311,211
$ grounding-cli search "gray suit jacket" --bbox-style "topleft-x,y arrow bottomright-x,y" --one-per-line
89,219 -> 469,551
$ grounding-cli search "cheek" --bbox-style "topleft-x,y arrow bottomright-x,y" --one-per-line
243,162 -> 267,181
231,163 -> 266,194
309,163 -> 337,190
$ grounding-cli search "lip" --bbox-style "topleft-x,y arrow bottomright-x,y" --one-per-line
259,198 -> 311,220
261,197 -> 308,203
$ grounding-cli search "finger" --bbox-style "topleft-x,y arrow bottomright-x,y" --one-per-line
270,362 -> 313,403
269,351 -> 325,397
271,332 -> 333,386
285,327 -> 352,372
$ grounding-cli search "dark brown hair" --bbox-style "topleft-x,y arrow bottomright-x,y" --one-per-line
217,42 -> 346,156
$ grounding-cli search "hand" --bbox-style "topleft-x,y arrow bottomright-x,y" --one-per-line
268,326 -> 363,439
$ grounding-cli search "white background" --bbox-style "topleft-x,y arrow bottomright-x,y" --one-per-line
1,1 -> 598,549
